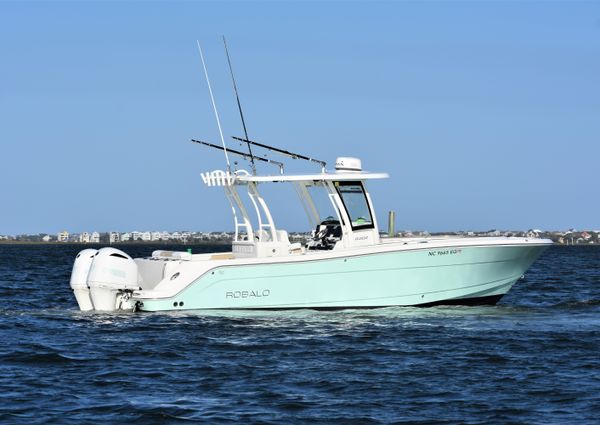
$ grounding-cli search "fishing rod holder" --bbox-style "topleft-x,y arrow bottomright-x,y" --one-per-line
232,136 -> 327,173
192,139 -> 284,174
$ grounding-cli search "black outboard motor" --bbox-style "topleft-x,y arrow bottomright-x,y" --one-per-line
307,217 -> 342,250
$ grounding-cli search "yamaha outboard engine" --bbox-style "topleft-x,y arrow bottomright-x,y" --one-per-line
87,248 -> 139,311
70,249 -> 98,311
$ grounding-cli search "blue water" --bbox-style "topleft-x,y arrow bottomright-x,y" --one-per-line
1,244 -> 599,424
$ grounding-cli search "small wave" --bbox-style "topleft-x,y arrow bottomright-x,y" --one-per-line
552,298 -> 600,309
1,350 -> 88,365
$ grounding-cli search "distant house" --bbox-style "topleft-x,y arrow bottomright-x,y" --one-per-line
57,231 -> 69,242
121,232 -> 131,242
42,234 -> 52,242
109,232 -> 120,243
90,232 -> 100,243
151,231 -> 162,241
79,232 -> 90,243
141,232 -> 151,242
289,233 -> 305,241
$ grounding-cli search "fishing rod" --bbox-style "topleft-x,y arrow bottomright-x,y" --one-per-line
222,36 -> 256,175
232,136 -> 327,172
196,40 -> 231,172
191,139 -> 284,174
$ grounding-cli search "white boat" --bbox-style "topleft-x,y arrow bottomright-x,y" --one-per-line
69,43 -> 552,312
69,155 -> 551,312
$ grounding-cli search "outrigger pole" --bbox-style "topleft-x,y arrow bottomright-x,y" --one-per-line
196,40 -> 231,172
232,136 -> 327,172
222,36 -> 257,175
191,139 -> 284,174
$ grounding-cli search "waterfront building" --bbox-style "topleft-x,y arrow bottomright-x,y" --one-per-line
289,233 -> 306,241
109,232 -> 120,244
79,232 -> 90,243
192,232 -> 207,241
91,232 -> 100,243
57,231 -> 69,242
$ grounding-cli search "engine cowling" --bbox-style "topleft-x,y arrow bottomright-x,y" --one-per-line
87,248 -> 139,311
70,249 -> 98,311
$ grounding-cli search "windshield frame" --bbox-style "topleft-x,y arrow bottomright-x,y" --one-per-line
334,181 -> 375,231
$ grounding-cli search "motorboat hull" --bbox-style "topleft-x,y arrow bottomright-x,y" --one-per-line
134,241 -> 549,311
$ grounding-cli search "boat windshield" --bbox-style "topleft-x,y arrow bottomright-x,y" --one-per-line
335,181 -> 374,230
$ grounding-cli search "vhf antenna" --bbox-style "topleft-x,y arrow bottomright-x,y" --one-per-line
223,36 -> 257,175
196,40 -> 230,172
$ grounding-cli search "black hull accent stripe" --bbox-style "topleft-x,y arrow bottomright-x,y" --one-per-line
145,294 -> 504,312
415,294 -> 503,307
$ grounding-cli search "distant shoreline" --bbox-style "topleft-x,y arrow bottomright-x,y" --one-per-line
0,240 -> 596,247
0,240 -> 232,246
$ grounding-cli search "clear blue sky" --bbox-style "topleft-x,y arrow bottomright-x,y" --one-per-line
1,1 -> 599,235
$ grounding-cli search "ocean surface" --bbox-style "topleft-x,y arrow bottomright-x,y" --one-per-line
0,244 -> 599,424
